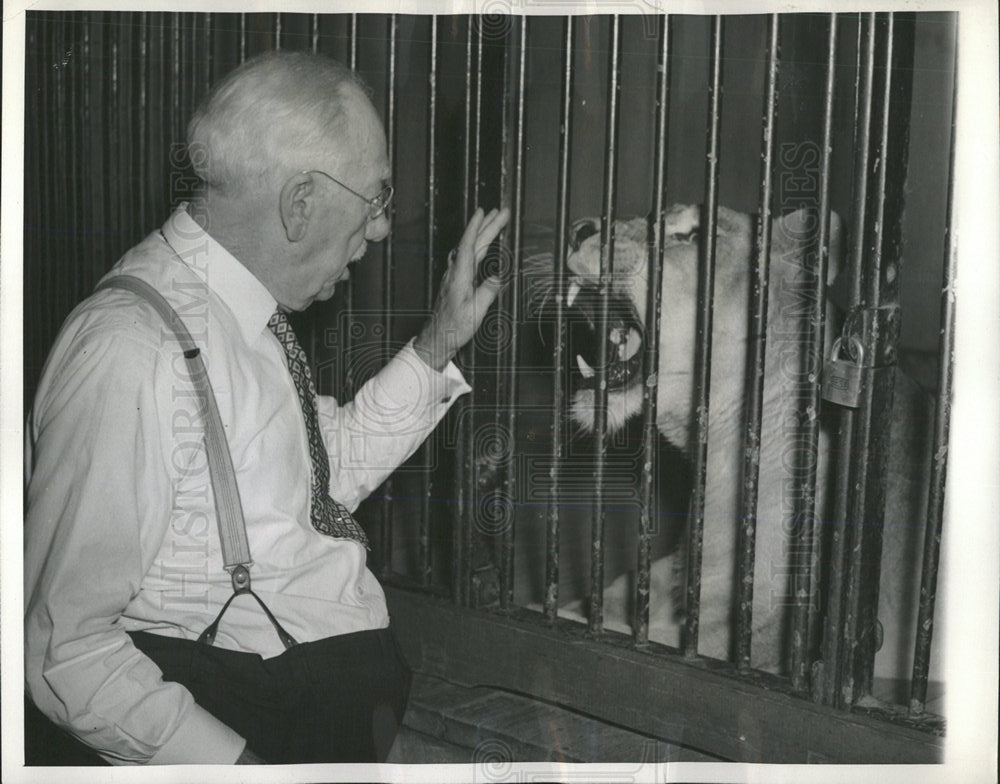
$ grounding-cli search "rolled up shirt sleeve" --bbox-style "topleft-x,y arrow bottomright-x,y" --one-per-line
317,338 -> 470,511
24,318 -> 246,765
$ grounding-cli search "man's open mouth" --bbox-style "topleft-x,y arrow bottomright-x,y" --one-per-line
564,277 -> 645,392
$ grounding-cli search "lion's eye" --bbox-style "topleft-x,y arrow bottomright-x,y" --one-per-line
670,229 -> 699,244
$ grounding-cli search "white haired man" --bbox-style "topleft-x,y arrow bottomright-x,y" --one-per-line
24,51 -> 509,765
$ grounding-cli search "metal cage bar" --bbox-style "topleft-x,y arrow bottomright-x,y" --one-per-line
138,13 -> 150,231
735,13 -> 779,672
544,17 -> 576,623
379,15 -> 399,578
499,17 -> 528,610
342,15 -> 359,400
789,14 -> 838,691
588,15 -> 624,636
419,16 -> 440,589
820,12 -> 875,707
683,15 -> 724,659
454,18 -> 485,606
838,11 -> 916,705
76,20 -> 91,304
634,14 -> 672,647
909,23 -> 958,716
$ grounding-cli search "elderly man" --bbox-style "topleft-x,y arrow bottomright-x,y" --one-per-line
24,51 -> 509,765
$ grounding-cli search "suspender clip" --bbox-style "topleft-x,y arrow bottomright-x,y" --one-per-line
231,564 -> 251,594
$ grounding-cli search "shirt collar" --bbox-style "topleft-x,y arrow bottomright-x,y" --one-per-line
160,204 -> 278,342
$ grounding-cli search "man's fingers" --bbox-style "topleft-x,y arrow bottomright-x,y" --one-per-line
449,208 -> 485,287
479,207 -> 510,245
458,208 -> 485,254
471,207 -> 511,263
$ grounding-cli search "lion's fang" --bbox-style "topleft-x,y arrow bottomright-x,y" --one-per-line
566,280 -> 581,308
576,354 -> 596,379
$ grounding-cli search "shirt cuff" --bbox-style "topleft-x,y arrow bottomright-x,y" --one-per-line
385,338 -> 471,413
144,701 -> 246,765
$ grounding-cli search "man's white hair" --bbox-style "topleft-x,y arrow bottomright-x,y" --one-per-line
186,51 -> 370,196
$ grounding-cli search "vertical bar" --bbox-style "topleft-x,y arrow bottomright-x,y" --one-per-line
79,20 -> 93,298
471,23 -> 484,215
53,15 -> 69,320
910,21 -> 958,716
112,13 -> 124,258
635,14 -> 672,646
347,14 -> 358,67
419,16 -> 439,589
310,13 -> 319,53
453,18 -> 479,606
117,14 -> 130,263
150,18 -> 166,221
203,13 -> 214,100
239,13 -> 247,62
840,15 -> 892,704
343,15 -> 359,401
588,15 -> 623,635
840,11 -> 915,705
137,14 -> 148,232
25,15 -> 39,384
461,21 -> 474,219
499,17 -> 528,610
683,15 -> 724,658
821,11 -> 875,707
171,13 -> 182,202
544,17 -> 575,623
380,15 -> 398,578
789,15 -> 838,692
274,11 -> 282,49
735,13 -> 779,672
464,20 -> 485,604
122,15 -> 137,244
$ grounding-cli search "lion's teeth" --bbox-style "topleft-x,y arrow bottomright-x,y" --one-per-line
576,354 -> 596,379
566,280 -> 581,308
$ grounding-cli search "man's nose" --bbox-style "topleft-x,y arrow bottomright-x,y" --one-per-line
365,211 -> 391,242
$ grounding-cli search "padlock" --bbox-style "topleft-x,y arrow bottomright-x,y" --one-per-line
821,336 -> 865,408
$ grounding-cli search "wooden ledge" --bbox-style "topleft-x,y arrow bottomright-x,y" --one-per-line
386,586 -> 944,764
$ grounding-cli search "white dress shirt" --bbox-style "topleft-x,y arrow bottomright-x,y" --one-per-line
24,206 -> 469,764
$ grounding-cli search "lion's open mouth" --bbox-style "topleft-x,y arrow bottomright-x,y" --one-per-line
564,277 -> 645,393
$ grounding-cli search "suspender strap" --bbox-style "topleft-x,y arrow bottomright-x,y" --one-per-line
97,275 -> 253,574
96,275 -> 298,649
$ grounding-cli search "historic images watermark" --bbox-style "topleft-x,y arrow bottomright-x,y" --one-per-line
770,139 -> 824,612
156,141 -> 214,613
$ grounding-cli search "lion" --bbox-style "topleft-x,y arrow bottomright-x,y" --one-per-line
548,204 -> 943,692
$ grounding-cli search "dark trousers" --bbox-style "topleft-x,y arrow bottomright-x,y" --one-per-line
26,626 -> 412,765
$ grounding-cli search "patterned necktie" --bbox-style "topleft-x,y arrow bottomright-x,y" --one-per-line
267,310 -> 370,549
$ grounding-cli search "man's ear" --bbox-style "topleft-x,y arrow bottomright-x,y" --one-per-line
279,172 -> 315,242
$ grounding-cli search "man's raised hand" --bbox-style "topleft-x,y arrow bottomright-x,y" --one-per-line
413,206 -> 511,372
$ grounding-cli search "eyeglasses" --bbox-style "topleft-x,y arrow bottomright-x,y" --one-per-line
303,169 -> 394,221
